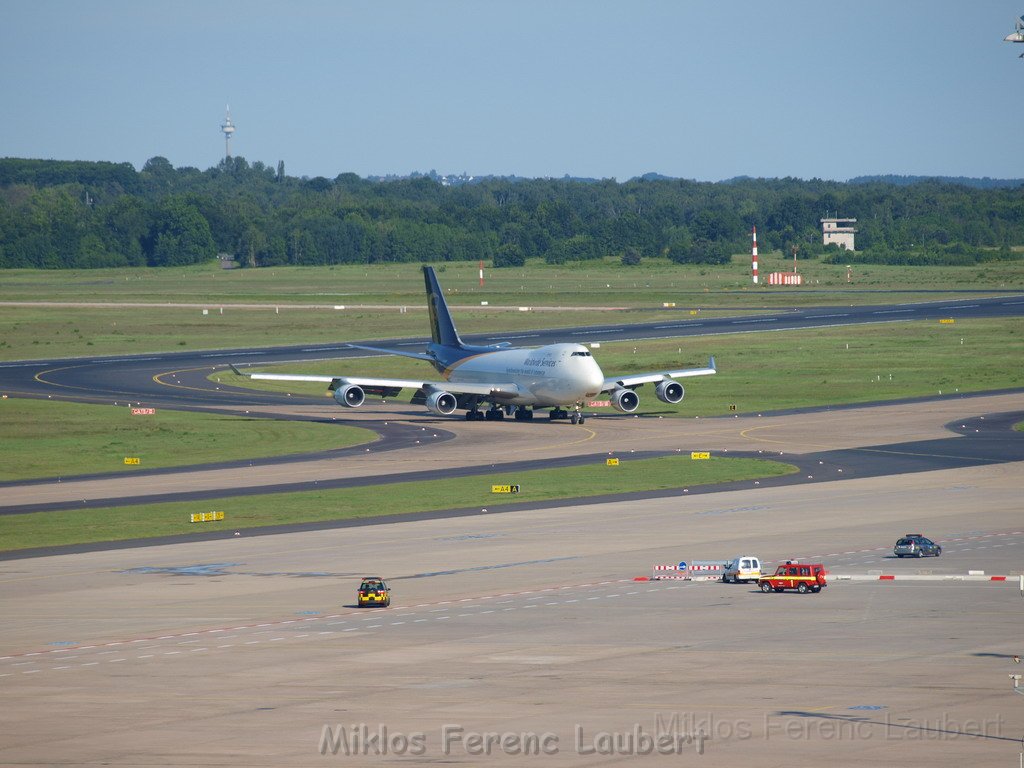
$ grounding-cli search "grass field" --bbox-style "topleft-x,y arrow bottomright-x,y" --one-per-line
0,398 -> 375,481
0,455 -> 796,551
2,257 -> 1022,305
2,257 -> 1022,360
220,317 -> 1024,417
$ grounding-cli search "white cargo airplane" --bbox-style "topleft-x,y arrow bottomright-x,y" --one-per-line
231,266 -> 715,424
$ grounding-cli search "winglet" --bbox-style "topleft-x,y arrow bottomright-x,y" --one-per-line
709,356 -> 716,371
228,363 -> 246,377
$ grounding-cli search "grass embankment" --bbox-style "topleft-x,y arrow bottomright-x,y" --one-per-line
0,455 -> 796,551
0,399 -> 374,482
222,318 -> 1024,416
2,258 -> 1022,360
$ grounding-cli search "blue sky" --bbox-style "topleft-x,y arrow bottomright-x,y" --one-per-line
3,1 -> 1023,181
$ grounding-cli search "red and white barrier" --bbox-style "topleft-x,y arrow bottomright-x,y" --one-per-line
652,564 -> 688,580
651,561 -> 727,581
768,272 -> 802,286
751,226 -> 758,284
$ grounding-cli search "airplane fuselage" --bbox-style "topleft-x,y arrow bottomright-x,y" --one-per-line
440,342 -> 605,407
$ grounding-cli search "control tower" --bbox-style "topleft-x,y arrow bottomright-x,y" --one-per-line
821,217 -> 857,251
221,106 -> 236,159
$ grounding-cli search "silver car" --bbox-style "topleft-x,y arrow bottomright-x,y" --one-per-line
894,534 -> 942,558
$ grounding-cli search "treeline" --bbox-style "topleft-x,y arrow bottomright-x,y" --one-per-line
0,155 -> 1022,270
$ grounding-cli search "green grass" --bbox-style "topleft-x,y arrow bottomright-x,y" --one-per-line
0,398 -> 375,481
1,258 -> 1022,305
2,257 -> 1022,360
0,455 -> 796,551
221,317 -> 1024,416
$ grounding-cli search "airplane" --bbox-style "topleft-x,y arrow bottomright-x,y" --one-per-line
1006,15 -> 1024,55
231,265 -> 715,425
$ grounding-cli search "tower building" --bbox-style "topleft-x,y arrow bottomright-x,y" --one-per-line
221,106 -> 236,159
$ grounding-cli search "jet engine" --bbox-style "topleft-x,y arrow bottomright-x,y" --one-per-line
333,384 -> 365,408
655,380 -> 684,405
610,388 -> 640,413
425,390 -> 458,416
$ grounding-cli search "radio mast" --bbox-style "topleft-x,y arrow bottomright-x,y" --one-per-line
221,106 -> 236,159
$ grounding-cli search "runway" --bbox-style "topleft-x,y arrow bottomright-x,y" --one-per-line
1,447 -> 1021,765
1,293 -> 1021,410
1,298 -> 1023,765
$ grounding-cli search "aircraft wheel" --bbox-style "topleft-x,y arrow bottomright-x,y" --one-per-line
570,413 -> 579,425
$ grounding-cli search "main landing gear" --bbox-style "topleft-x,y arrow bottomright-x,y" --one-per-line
513,407 -> 534,421
464,404 -> 583,424
466,406 -> 520,421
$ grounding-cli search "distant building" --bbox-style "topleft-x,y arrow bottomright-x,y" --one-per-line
821,218 -> 857,251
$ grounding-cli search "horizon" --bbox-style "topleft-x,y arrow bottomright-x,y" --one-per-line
5,156 -> 1023,187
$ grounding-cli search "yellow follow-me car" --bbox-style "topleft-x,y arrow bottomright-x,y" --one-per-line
357,577 -> 391,607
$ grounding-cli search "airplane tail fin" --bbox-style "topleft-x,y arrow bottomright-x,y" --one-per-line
423,266 -> 464,348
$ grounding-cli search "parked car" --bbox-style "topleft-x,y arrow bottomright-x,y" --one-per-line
893,534 -> 942,558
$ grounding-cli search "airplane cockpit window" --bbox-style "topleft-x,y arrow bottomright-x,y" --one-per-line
570,351 -> 592,357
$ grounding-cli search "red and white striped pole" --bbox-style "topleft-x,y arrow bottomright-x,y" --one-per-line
751,226 -> 759,284
479,260 -> 484,287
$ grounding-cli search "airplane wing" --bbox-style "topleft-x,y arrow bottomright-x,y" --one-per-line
347,341 -> 511,360
228,365 -> 522,400
600,356 -> 716,391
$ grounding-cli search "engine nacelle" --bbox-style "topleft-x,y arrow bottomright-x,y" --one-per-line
333,384 -> 365,408
425,390 -> 458,416
655,380 -> 685,405
610,388 -> 640,413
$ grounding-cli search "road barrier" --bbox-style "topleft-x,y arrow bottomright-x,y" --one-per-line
652,564 -> 689,580
651,560 -> 727,581
829,573 -> 1017,582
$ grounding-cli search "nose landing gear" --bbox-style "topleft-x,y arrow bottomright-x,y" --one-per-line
548,405 -> 586,424
570,403 -> 585,425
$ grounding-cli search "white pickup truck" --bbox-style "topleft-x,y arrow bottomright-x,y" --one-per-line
721,556 -> 762,584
